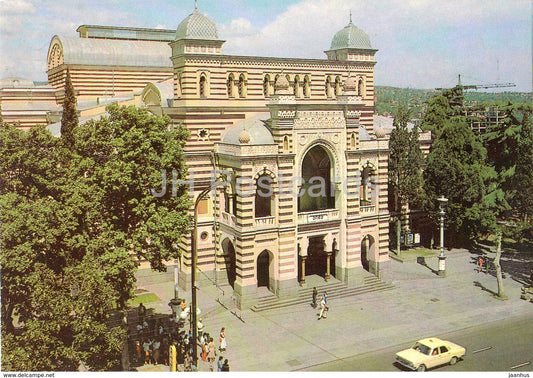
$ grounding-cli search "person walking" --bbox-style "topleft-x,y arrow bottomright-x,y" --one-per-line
219,327 -> 227,352
207,337 -> 216,364
169,340 -> 177,372
152,338 -> 161,365
312,287 -> 318,308
221,358 -> 230,371
477,256 -> 484,273
217,356 -> 224,372
318,295 -> 328,320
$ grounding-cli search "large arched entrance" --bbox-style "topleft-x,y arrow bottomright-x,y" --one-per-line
299,145 -> 335,213
221,238 -> 236,288
361,234 -> 375,272
257,250 -> 270,288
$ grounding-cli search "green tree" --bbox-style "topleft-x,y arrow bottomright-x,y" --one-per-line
1,104 -> 190,371
420,94 -> 452,135
60,68 -> 78,148
423,118 -> 501,244
388,107 -> 424,254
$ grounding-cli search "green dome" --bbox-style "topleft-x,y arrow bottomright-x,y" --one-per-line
176,8 -> 219,40
330,21 -> 372,50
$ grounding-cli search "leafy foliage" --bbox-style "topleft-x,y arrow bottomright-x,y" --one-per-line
1,104 -> 190,371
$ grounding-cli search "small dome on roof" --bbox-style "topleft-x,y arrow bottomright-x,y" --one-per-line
274,75 -> 290,95
330,20 -> 372,50
176,8 -> 219,41
238,129 -> 251,144
344,75 -> 357,93
222,119 -> 275,145
374,126 -> 386,139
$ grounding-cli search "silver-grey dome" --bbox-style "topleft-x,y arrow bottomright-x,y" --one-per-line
330,21 -> 372,50
176,9 -> 219,40
222,119 -> 275,145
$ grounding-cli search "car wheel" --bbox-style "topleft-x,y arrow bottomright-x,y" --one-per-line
417,364 -> 426,372
449,357 -> 457,365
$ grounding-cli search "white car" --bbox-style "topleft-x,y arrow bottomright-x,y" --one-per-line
395,337 -> 466,371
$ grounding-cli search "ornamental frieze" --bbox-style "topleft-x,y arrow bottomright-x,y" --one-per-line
294,110 -> 345,129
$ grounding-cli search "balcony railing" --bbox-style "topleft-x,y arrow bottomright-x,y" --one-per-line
360,205 -> 376,214
221,211 -> 236,227
255,216 -> 276,227
298,209 -> 340,224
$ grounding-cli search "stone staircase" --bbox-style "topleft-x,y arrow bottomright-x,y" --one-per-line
250,274 -> 395,312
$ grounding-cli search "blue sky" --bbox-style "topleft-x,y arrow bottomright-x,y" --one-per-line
0,0 -> 531,92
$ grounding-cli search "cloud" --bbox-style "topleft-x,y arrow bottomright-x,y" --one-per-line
219,0 -> 531,91
0,0 -> 36,14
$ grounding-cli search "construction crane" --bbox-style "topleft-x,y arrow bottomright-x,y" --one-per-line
435,75 -> 516,107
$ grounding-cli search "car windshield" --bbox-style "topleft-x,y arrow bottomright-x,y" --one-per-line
412,342 -> 431,355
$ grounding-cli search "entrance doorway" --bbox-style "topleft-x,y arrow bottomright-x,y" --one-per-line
222,238 -> 236,288
361,234 -> 375,272
305,236 -> 327,278
257,250 -> 270,288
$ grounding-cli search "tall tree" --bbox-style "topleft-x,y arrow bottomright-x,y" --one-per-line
423,118 -> 501,244
60,68 -> 78,148
388,107 -> 424,254
1,104 -> 190,371
420,94 -> 452,136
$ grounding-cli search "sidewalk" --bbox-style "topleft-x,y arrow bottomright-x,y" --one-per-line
135,249 -> 533,371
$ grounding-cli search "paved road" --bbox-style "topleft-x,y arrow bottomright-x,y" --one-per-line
297,313 -> 533,371
136,249 -> 533,372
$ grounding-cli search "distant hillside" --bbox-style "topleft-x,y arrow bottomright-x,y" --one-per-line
375,86 -> 532,119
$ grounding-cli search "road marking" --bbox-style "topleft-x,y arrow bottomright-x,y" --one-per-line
472,346 -> 492,354
510,361 -> 531,370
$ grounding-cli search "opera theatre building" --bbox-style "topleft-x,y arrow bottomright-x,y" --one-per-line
43,6 -> 391,308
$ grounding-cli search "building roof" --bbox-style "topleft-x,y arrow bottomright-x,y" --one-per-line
0,77 -> 36,88
48,35 -> 173,68
222,115 -> 275,145
330,21 -> 372,50
176,8 -> 219,41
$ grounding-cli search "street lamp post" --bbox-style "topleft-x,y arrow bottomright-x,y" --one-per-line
191,176 -> 227,368
437,196 -> 448,277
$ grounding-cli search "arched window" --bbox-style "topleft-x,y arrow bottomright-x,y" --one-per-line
263,74 -> 271,97
350,132 -> 356,148
360,167 -> 376,206
325,76 -> 332,98
227,74 -> 235,97
358,77 -> 365,98
176,73 -> 182,98
255,175 -> 273,218
238,74 -> 246,98
199,75 -> 207,98
283,136 -> 289,152
335,76 -> 342,97
294,75 -> 301,98
303,75 -> 311,98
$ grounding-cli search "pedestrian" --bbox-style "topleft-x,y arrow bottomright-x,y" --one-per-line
135,340 -> 142,364
138,302 -> 146,324
318,295 -> 328,320
201,340 -> 207,362
208,337 -> 216,366
221,358 -> 230,371
152,337 -> 160,365
219,327 -> 227,352
477,256 -> 484,273
312,287 -> 318,308
323,291 -> 328,305
197,318 -> 204,340
184,350 -> 191,372
217,356 -> 224,372
169,340 -> 177,371
143,339 -> 152,365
